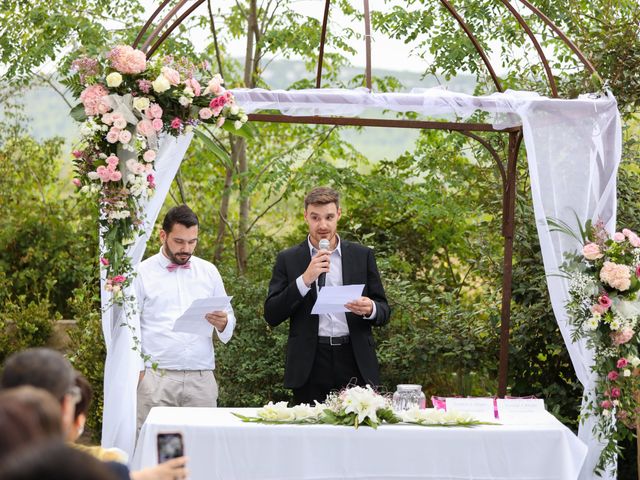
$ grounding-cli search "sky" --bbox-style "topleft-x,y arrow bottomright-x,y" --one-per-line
141,0 -> 430,73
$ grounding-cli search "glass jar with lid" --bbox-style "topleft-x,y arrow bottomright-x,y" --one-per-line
392,384 -> 426,411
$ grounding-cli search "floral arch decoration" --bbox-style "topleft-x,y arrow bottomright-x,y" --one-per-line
68,1 -> 621,477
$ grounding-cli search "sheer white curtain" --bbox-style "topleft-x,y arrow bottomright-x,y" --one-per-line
101,133 -> 193,458
100,88 -> 622,478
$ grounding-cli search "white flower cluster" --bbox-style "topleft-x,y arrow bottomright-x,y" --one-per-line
399,407 -> 478,425
256,401 -> 322,423
339,385 -> 389,424
568,271 -> 599,300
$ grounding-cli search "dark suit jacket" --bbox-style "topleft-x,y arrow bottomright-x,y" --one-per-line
264,239 -> 390,389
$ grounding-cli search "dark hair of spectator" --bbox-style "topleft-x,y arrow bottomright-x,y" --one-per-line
1,348 -> 75,402
0,399 -> 47,465
162,205 -> 199,233
0,386 -> 62,438
74,374 -> 92,419
0,441 -> 120,480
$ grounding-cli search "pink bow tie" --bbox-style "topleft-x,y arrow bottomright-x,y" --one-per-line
167,261 -> 191,272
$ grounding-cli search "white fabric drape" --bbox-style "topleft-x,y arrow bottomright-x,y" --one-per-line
101,133 -> 193,458
100,88 -> 621,479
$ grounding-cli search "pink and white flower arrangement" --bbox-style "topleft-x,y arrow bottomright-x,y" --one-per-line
559,219 -> 640,472
68,45 -> 249,309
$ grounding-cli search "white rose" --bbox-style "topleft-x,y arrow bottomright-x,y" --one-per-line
133,97 -> 150,112
179,95 -> 191,107
87,171 -> 100,180
183,86 -> 194,97
234,120 -> 243,130
624,369 -> 631,377
230,105 -> 240,115
240,114 -> 248,123
630,356 -> 640,367
106,72 -> 123,88
152,74 -> 171,93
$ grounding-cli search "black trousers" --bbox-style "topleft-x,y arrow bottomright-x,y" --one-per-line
292,343 -> 365,405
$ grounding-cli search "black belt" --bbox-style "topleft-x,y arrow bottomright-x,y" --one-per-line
318,335 -> 350,346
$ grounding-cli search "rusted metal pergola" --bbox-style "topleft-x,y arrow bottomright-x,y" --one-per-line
132,0 -> 601,397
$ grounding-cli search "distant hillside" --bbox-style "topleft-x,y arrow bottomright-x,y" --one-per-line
7,59 -> 476,161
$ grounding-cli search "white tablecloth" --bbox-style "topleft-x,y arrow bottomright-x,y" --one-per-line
131,407 -> 587,480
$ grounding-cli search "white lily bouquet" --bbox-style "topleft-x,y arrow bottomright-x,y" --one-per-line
234,385 -> 492,429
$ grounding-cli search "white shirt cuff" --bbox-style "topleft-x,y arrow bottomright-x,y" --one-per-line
363,301 -> 377,320
296,275 -> 311,297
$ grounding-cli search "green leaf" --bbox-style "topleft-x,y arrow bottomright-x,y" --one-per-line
221,120 -> 257,140
70,103 -> 87,122
194,128 -> 231,166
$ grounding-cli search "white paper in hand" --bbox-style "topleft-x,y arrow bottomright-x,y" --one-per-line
311,284 -> 364,314
172,296 -> 232,337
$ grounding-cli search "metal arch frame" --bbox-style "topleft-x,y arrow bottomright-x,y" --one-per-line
132,0 -> 599,397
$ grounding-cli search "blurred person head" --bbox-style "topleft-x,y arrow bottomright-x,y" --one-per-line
0,398 -> 46,465
1,348 -> 79,435
0,441 -> 119,480
160,205 -> 199,265
70,374 -> 92,442
0,386 -> 62,438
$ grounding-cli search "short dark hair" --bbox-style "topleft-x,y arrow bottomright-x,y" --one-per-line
162,205 -> 199,233
304,187 -> 340,210
1,348 -> 76,402
73,374 -> 92,419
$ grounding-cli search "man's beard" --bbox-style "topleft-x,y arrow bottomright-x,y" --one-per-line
164,246 -> 192,265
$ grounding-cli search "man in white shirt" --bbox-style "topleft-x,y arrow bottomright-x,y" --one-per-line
135,205 -> 235,430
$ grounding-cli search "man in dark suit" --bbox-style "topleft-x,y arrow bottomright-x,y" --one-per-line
264,187 -> 390,405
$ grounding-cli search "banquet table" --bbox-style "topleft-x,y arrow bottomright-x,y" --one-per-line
131,407 -> 587,480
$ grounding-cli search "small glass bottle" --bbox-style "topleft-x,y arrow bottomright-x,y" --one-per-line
392,384 -> 426,411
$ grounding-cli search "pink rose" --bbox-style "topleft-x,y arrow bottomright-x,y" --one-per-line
607,371 -> 619,381
610,387 -> 621,398
72,178 -> 81,187
96,165 -> 110,182
109,170 -> 122,182
106,130 -> 119,143
148,104 -> 163,119
611,327 -> 634,345
107,45 -> 146,74
79,84 -> 109,116
137,119 -> 154,137
97,99 -> 111,115
106,155 -> 119,167
209,95 -> 227,109
216,116 -> 225,128
100,257 -> 109,266
582,243 -> 603,261
598,295 -> 612,309
199,108 -> 213,120
613,232 -> 625,242
600,261 -> 632,291
170,117 -> 183,130
185,77 -> 202,96
211,106 -> 223,116
72,150 -> 83,158
147,174 -> 156,189
113,118 -> 127,130
204,74 -> 224,95
118,130 -> 132,144
630,234 -> 640,248
636,265 -> 640,278
101,113 -> 114,125
622,228 -> 633,237
601,400 -> 613,409
111,275 -> 126,283
161,66 -> 181,85
138,79 -> 152,94
152,118 -> 164,131
591,304 -> 607,315
617,358 -> 629,368
143,150 -> 157,162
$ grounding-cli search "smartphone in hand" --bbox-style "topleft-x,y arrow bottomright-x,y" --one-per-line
157,432 -> 184,464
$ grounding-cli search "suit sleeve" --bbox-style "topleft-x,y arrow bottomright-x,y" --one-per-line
264,251 -> 306,327
366,248 -> 391,327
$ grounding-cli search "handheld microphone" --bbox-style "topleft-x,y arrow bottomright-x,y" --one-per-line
317,238 -> 330,289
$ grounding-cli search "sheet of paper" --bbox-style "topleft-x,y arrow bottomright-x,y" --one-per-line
172,296 -> 232,337
496,398 -> 548,423
311,284 -> 365,314
444,397 -> 496,421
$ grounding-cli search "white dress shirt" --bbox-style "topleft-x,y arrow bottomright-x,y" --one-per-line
295,236 -> 376,337
134,249 -> 235,370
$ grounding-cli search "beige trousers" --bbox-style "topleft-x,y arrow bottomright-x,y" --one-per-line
137,368 -> 218,432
